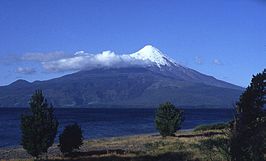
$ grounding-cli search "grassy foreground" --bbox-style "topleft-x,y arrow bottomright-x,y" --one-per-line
0,129 -> 230,161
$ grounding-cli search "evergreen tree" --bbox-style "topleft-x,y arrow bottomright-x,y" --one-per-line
155,102 -> 184,137
20,90 -> 58,159
229,69 -> 266,161
58,123 -> 83,155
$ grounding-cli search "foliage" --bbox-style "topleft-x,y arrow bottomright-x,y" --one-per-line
58,123 -> 83,155
197,137 -> 230,161
229,69 -> 266,161
194,123 -> 229,132
20,90 -> 58,159
155,102 -> 184,137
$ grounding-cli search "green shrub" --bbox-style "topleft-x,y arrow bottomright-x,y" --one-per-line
194,123 -> 229,132
155,102 -> 184,137
20,90 -> 58,159
58,123 -> 83,155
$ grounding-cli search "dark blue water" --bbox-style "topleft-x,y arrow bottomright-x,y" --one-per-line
0,108 -> 235,148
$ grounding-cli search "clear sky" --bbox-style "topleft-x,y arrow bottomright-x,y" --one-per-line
0,0 -> 265,87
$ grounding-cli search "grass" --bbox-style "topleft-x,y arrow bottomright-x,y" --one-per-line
0,129 -> 230,161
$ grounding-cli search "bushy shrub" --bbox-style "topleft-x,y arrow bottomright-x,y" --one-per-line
20,90 -> 58,159
58,123 -> 83,155
194,123 -> 229,132
155,102 -> 184,137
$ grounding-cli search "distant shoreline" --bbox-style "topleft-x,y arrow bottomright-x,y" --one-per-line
0,106 -> 235,109
0,129 -> 194,149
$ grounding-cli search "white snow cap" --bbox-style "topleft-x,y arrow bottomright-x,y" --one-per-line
130,45 -> 176,67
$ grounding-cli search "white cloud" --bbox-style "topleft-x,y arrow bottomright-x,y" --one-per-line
213,59 -> 223,65
21,51 -> 67,62
16,67 -> 36,74
42,51 -> 149,72
195,56 -> 203,65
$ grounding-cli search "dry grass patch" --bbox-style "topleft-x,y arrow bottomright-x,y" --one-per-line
0,130 -> 228,161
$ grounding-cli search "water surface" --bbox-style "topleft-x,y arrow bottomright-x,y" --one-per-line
0,108 -> 235,147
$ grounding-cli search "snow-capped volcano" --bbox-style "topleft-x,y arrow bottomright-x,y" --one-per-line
43,45 -> 179,72
0,45 -> 243,108
130,45 -> 177,67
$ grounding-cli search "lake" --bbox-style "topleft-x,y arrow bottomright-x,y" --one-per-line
0,108 -> 235,147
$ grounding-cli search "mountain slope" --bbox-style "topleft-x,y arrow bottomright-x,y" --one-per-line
132,45 -> 241,90
0,46 -> 243,108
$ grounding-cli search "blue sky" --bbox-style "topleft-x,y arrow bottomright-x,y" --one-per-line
0,0 -> 265,87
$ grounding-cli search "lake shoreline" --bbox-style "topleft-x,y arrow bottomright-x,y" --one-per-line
0,129 -> 219,160
0,129 -> 194,148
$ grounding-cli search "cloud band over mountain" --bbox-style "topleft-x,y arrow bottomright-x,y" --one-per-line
15,46 -> 225,74
42,50 -> 150,72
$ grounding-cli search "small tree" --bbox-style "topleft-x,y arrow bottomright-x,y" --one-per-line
21,90 -> 58,159
155,102 -> 184,137
58,123 -> 83,155
229,69 -> 266,161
